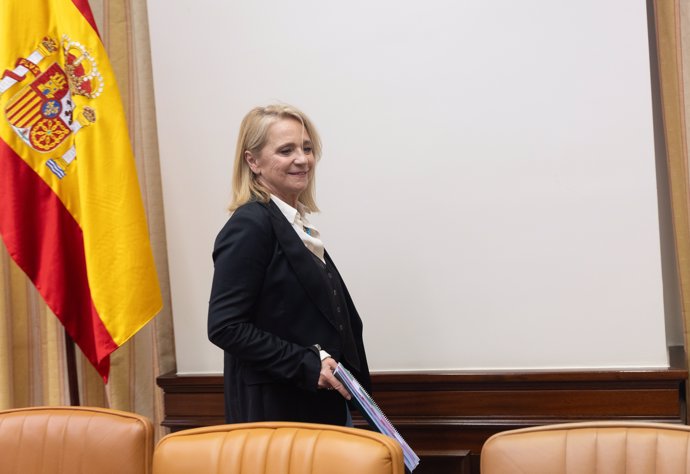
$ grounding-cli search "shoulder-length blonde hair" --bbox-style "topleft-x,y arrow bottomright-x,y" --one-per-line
228,104 -> 322,212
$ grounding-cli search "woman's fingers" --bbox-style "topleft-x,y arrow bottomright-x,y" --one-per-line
318,359 -> 351,400
324,372 -> 351,400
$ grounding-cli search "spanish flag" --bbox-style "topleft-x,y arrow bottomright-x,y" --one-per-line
0,0 -> 162,381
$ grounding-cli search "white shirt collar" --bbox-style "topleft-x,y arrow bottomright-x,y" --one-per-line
270,195 -> 300,224
270,195 -> 311,224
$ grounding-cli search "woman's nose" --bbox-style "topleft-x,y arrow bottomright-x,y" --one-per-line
294,149 -> 307,163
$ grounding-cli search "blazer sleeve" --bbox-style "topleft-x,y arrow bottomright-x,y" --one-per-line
207,204 -> 320,391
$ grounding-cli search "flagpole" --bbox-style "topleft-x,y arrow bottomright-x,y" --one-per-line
64,331 -> 80,406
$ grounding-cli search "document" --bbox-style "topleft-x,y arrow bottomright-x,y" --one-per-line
334,363 -> 420,472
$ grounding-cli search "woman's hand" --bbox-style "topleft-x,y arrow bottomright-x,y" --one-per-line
317,357 -> 351,400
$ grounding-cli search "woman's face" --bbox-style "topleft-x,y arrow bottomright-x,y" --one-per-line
246,118 -> 315,207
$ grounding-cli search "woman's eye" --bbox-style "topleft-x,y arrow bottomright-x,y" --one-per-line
303,146 -> 313,154
279,148 -> 292,155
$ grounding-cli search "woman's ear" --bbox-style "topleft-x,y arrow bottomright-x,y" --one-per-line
245,151 -> 260,175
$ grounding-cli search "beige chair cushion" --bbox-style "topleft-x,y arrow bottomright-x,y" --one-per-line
0,406 -> 153,474
153,421 -> 404,474
481,421 -> 690,474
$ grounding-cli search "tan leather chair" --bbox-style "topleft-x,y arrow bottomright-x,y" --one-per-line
481,421 -> 690,473
153,421 -> 405,474
0,405 -> 153,474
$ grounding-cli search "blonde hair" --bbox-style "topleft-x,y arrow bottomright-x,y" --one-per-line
228,104 -> 322,212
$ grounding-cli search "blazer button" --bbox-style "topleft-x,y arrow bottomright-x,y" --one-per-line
339,324 -> 344,331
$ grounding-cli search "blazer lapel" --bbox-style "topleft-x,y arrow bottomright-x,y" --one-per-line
266,201 -> 337,328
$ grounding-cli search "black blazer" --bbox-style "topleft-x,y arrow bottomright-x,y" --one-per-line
208,200 -> 370,425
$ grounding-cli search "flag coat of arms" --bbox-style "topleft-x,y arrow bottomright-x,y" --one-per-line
0,0 -> 162,381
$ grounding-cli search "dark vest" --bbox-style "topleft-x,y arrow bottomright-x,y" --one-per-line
310,253 -> 361,371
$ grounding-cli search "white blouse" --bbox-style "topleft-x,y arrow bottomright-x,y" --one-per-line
271,195 -> 325,263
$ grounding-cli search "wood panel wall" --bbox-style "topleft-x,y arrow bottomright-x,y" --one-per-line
158,347 -> 686,474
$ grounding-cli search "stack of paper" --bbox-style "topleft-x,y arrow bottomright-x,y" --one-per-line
334,363 -> 420,472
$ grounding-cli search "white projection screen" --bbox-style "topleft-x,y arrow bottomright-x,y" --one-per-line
147,0 -> 668,374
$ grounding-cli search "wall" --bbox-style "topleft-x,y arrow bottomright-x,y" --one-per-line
147,0 -> 670,374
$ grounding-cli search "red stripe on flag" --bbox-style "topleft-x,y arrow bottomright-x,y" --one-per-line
6,92 -> 39,111
17,113 -> 41,129
70,0 -> 100,36
6,90 -> 34,113
0,138 -> 116,380
11,109 -> 40,129
7,100 -> 41,123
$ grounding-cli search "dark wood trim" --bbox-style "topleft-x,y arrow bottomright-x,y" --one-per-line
157,347 -> 686,474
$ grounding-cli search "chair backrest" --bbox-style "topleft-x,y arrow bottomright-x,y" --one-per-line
481,421 -> 690,474
153,421 -> 405,474
0,405 -> 153,474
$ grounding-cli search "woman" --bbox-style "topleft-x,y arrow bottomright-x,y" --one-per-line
208,104 -> 371,426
